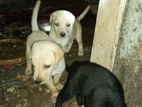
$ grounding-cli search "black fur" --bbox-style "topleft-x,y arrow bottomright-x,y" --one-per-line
55,61 -> 126,107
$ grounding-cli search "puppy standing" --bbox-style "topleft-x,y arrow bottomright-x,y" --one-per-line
25,0 -> 50,76
55,61 -> 127,107
49,6 -> 90,56
25,0 -> 65,103
30,40 -> 65,103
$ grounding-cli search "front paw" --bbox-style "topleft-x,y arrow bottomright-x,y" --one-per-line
51,91 -> 58,103
78,50 -> 84,56
25,69 -> 32,80
25,70 -> 32,76
56,83 -> 63,90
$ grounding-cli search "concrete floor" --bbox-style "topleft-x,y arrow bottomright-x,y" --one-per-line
0,0 -> 97,106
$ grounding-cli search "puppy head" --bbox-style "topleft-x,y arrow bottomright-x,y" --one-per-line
50,10 -> 75,38
30,41 -> 64,84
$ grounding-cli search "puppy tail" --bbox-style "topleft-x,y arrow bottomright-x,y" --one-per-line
77,5 -> 90,21
31,0 -> 41,31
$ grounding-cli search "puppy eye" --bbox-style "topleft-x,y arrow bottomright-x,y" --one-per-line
66,24 -> 70,27
55,23 -> 59,26
44,65 -> 51,69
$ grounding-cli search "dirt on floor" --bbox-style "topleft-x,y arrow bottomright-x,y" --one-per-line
0,43 -> 92,107
0,41 -> 93,107
0,0 -> 97,107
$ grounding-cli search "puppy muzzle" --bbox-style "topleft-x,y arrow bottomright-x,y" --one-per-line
34,77 -> 49,85
34,78 -> 42,84
60,32 -> 66,37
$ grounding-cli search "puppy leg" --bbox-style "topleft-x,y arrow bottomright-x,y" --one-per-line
65,41 -> 74,53
25,58 -> 32,75
76,36 -> 84,56
53,73 -> 63,90
76,94 -> 84,106
55,77 -> 76,107
46,78 -> 58,103
25,46 -> 32,77
75,21 -> 84,56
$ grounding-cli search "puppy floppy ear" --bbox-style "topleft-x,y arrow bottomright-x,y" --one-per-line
53,47 -> 64,64
50,12 -> 55,23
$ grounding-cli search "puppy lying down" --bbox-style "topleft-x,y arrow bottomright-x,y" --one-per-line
55,61 -> 127,107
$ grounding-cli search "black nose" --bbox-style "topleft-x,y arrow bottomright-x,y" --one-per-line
35,79 -> 42,84
35,81 -> 42,84
60,32 -> 65,37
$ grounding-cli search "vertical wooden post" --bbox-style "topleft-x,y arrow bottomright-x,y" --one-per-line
90,0 -> 127,71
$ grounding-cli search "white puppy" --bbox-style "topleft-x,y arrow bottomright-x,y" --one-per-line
25,0 -> 50,76
49,5 -> 90,56
30,40 -> 65,103
25,0 -> 65,103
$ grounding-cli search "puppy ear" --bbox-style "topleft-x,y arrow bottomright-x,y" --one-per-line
50,12 -> 55,23
53,47 -> 64,63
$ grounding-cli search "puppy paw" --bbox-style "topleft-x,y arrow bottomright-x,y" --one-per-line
56,83 -> 63,90
25,69 -> 32,76
51,96 -> 57,103
78,51 -> 84,56
23,70 -> 32,81
51,92 -> 58,103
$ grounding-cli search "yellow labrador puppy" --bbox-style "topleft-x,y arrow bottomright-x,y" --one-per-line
49,5 -> 90,56
25,0 -> 50,76
25,0 -> 65,103
30,40 -> 65,103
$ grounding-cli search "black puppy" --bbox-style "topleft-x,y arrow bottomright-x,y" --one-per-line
55,61 -> 126,107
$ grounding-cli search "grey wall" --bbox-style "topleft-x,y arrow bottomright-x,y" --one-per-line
113,0 -> 142,107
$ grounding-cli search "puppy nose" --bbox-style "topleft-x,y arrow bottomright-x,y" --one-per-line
35,78 -> 42,83
35,80 -> 41,84
35,80 -> 42,84
60,32 -> 65,37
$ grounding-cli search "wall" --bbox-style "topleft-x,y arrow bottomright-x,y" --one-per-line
113,0 -> 142,107
91,0 -> 142,106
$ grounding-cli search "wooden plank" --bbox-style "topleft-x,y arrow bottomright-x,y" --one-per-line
90,0 -> 127,71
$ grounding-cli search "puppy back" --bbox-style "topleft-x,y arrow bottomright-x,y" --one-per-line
31,0 -> 41,31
